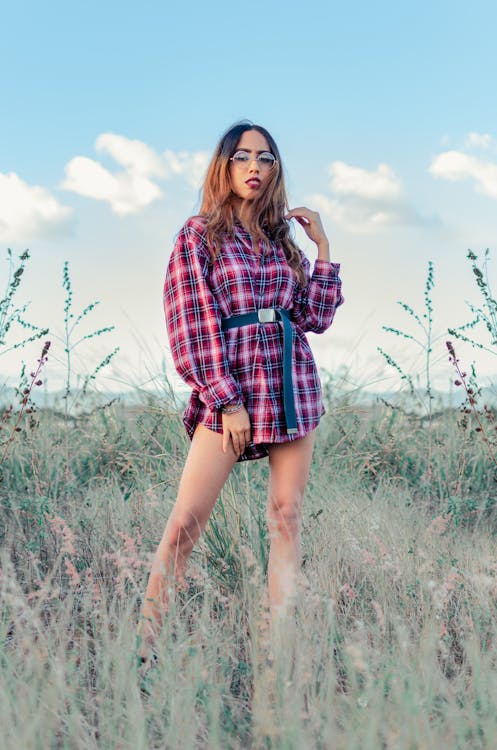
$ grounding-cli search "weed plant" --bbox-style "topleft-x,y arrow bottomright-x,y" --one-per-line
449,249 -> 497,358
58,260 -> 120,414
0,249 -> 48,354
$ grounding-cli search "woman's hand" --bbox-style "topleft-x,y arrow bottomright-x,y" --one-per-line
222,405 -> 251,458
285,207 -> 330,260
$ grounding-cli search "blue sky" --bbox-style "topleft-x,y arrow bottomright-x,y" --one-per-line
1,0 -> 497,394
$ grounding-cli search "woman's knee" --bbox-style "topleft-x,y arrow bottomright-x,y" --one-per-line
267,492 -> 303,538
162,512 -> 203,554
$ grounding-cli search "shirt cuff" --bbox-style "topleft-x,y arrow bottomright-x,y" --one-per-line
312,260 -> 341,280
199,375 -> 242,412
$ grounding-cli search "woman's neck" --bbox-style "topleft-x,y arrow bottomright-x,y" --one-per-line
233,199 -> 254,231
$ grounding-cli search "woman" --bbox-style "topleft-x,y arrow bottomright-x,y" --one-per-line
138,121 -> 343,660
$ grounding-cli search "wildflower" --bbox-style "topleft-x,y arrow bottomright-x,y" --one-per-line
360,548 -> 376,566
442,570 -> 463,593
48,515 -> 76,555
371,600 -> 385,630
426,513 -> 452,536
340,583 -> 356,600
372,534 -> 389,558
64,558 -> 81,587
345,642 -> 367,673
105,531 -> 148,595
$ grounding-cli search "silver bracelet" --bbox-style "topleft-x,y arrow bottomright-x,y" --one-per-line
222,402 -> 243,415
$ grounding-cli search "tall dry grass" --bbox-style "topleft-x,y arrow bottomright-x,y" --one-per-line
2,247 -> 497,747
1,391 -> 497,749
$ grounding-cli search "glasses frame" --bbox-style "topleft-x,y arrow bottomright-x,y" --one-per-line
229,150 -> 277,170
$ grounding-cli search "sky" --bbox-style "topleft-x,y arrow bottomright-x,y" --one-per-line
1,0 -> 497,399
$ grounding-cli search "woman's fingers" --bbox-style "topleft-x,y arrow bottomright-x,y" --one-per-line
222,407 -> 251,457
286,206 -> 316,223
226,430 -> 244,458
222,428 -> 230,454
285,206 -> 328,246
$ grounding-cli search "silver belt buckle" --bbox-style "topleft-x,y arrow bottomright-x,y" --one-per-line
258,308 -> 276,324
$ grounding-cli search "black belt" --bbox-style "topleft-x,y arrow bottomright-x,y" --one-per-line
221,308 -> 298,434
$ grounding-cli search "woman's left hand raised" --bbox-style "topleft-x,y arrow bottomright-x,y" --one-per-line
285,207 -> 330,257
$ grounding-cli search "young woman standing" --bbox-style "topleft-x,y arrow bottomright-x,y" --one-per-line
138,121 -> 343,659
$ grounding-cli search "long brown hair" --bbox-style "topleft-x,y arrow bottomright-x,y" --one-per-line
199,120 -> 307,287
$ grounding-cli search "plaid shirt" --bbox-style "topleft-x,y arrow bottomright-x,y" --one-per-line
164,216 -> 344,461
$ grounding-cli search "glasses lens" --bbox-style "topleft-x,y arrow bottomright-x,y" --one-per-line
258,152 -> 276,167
232,150 -> 250,164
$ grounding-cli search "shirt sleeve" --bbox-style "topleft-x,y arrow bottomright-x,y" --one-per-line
163,220 -> 243,411
291,251 -> 344,333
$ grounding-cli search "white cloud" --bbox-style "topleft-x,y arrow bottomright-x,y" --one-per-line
329,161 -> 402,201
429,150 -> 497,200
96,133 -> 166,178
0,172 -> 72,243
62,156 -> 162,215
465,132 -> 495,150
61,133 -> 209,214
311,161 -> 426,233
163,149 -> 209,189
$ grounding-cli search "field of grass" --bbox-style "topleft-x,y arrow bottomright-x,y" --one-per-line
2,248 -> 497,748
2,380 -> 497,749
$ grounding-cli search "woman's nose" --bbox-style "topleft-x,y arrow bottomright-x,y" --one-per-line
248,158 -> 260,173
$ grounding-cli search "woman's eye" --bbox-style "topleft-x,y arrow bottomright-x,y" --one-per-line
232,151 -> 250,162
259,153 -> 275,165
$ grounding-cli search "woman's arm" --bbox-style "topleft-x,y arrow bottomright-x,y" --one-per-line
164,219 -> 251,458
164,219 -> 243,411
285,207 -> 344,333
285,207 -> 330,261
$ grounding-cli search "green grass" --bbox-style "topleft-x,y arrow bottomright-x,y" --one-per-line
1,388 -> 497,749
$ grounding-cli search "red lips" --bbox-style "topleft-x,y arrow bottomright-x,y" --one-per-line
245,178 -> 261,188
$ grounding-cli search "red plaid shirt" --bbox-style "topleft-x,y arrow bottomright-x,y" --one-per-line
164,216 -> 344,461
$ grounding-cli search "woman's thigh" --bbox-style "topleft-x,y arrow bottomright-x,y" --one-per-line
168,423 -> 239,531
266,430 -> 316,508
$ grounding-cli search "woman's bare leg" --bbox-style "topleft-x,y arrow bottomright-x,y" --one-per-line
266,430 -> 316,619
138,424 -> 238,651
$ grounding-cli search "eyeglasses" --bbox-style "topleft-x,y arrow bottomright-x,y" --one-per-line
229,150 -> 277,169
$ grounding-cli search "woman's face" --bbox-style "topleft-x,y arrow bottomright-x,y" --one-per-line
228,129 -> 274,204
